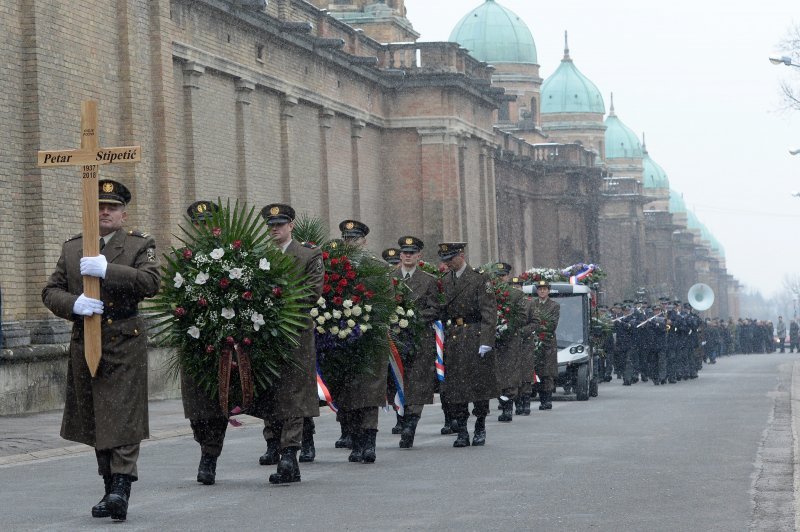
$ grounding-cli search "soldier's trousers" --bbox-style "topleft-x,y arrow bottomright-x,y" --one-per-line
613,349 -> 625,376
446,400 -> 490,421
501,386 -> 518,401
646,349 -> 666,383
790,339 -> 799,352
96,444 -> 140,480
622,348 -> 639,382
338,407 -> 379,433
534,375 -> 555,393
190,417 -> 229,457
404,404 -> 424,417
517,381 -> 532,397
263,417 -> 304,448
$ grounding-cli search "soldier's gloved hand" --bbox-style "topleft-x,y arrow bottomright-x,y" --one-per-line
80,255 -> 108,279
478,345 -> 492,357
72,294 -> 104,316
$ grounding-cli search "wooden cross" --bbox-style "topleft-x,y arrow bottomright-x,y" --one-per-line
37,100 -> 141,377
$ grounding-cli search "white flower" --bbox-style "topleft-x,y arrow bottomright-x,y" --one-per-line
343,299 -> 353,308
173,272 -> 184,288
399,319 -> 409,329
338,329 -> 348,339
364,305 -> 372,313
259,258 -> 271,271
361,323 -> 371,331
221,308 -> 236,320
330,326 -> 340,335
229,268 -> 243,279
343,309 -> 352,317
363,315 -> 370,322
347,319 -> 356,329
396,306 -> 405,315
351,306 -> 362,317
332,310 -> 342,319
389,314 -> 398,324
316,316 -> 326,325
187,326 -> 200,339
323,312 -> 332,320
251,312 -> 265,331
310,308 -> 319,318
406,309 -> 415,318
194,272 -> 209,285
316,326 -> 326,334
210,248 -> 225,260
316,297 -> 327,307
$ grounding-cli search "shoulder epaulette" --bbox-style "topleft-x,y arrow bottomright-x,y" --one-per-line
127,230 -> 150,238
301,241 -> 318,249
65,233 -> 82,243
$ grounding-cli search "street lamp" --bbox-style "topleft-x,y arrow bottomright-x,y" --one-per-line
769,55 -> 800,68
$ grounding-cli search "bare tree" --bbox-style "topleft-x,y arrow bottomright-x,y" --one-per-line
777,24 -> 800,111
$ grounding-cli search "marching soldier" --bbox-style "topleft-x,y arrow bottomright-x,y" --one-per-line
255,204 -> 324,483
616,301 -> 637,386
530,279 -> 560,409
510,276 -> 537,415
391,236 -> 442,448
438,242 -> 497,446
42,180 -> 160,521
178,201 -> 230,486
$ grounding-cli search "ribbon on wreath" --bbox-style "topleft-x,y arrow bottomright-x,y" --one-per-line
218,343 -> 254,426
433,320 -> 445,381
316,366 -> 338,413
387,336 -> 406,416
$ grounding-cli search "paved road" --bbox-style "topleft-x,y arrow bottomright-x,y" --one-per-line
0,353 -> 796,531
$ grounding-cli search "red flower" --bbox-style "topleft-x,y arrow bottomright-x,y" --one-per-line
335,287 -> 344,295
206,345 -> 215,354
497,305 -> 503,311
212,227 -> 222,237
438,264 -> 448,273
330,258 -> 339,267
272,287 -> 283,298
322,284 -> 332,294
322,251 -> 330,260
242,291 -> 253,301
355,283 -> 366,292
219,278 -> 230,289
174,307 -> 186,317
330,273 -> 341,282
365,290 -> 375,299
232,240 -> 242,250
338,279 -> 348,287
539,332 -> 546,341
504,291 -> 510,297
436,280 -> 443,291
197,297 -> 208,307
226,336 -> 236,345
333,296 -> 344,306
418,261 -> 425,267
351,295 -> 361,304
344,262 -> 353,271
505,307 -> 511,313
392,278 -> 399,286
242,337 -> 252,347
395,294 -> 404,302
345,270 -> 356,280
323,273 -> 330,282
182,248 -> 193,260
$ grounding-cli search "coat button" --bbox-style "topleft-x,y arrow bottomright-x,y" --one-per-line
106,319 -> 113,325
134,329 -> 139,335
108,302 -> 114,307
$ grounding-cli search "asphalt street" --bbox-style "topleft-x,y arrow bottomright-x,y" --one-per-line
0,353 -> 796,531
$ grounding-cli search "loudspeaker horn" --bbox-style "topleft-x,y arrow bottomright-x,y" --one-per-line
687,283 -> 715,311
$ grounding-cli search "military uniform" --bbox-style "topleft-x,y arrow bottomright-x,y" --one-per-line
42,180 -> 160,521
530,280 -> 560,409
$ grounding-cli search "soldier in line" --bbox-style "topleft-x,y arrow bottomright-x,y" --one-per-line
254,204 -> 324,483
616,301 -> 637,386
611,303 -> 625,380
382,248 -> 401,267
382,247 -> 403,434
438,242 -> 497,446
42,180 -> 161,521
391,236 -> 442,448
509,276 -> 537,415
178,201 -> 231,486
641,300 -> 668,385
530,279 -> 560,409
684,303 -> 702,379
776,316 -> 787,353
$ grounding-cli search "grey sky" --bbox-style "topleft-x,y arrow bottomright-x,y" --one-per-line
405,0 -> 800,298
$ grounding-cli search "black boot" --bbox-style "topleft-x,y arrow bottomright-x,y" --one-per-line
521,394 -> 532,416
299,435 -> 315,463
105,474 -> 132,521
391,413 -> 403,435
259,438 -> 280,465
91,475 -> 112,518
539,392 -> 552,410
348,431 -> 364,463
269,447 -> 301,484
514,396 -> 523,415
498,399 -> 513,422
453,419 -> 470,448
399,415 -> 419,449
196,453 -> 217,485
335,430 -> 353,449
362,430 -> 377,463
472,417 -> 486,446
441,412 -> 453,435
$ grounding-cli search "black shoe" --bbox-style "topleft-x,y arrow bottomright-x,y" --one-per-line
453,420 -> 470,448
269,447 -> 301,484
631,377 -> 639,384
603,375 -> 613,382
362,430 -> 377,463
538,392 -> 552,410
668,378 -> 676,384
335,431 -> 353,449
623,380 -> 631,386
641,376 -> 649,382
91,475 -> 112,518
391,414 -> 403,435
197,453 -> 217,485
521,395 -> 532,416
514,396 -> 523,415
472,417 -> 486,446
498,399 -> 513,422
299,435 -> 315,463
348,432 -> 365,463
399,415 -> 419,449
653,379 -> 660,385
259,438 -> 280,465
105,474 -> 132,521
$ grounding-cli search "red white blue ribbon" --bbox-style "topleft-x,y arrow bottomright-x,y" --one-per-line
532,369 -> 541,384
434,320 -> 445,382
388,337 -> 406,416
561,263 -> 596,285
316,368 -> 338,413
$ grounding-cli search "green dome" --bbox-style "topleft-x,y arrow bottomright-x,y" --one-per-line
668,189 -> 686,214
449,0 -> 538,64
605,97 -> 642,159
541,38 -> 604,114
642,142 -> 669,189
686,210 -> 701,230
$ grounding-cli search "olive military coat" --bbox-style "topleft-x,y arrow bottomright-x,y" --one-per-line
530,296 -> 560,379
495,288 -> 536,390
42,229 -> 160,450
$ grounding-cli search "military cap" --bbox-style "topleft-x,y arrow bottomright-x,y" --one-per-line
612,302 -> 622,308
398,236 -> 424,253
683,302 -> 692,309
261,203 -> 295,225
535,279 -> 551,289
509,276 -> 522,286
597,305 -> 609,311
339,219 -> 369,239
658,296 -> 671,302
494,262 -> 512,277
437,242 -> 466,261
673,299 -> 682,305
187,200 -> 218,222
98,179 -> 131,205
382,247 -> 401,265
623,299 -> 634,305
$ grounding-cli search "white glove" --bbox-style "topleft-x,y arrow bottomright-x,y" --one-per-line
72,294 -> 104,316
80,255 -> 108,279
478,345 -> 492,357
